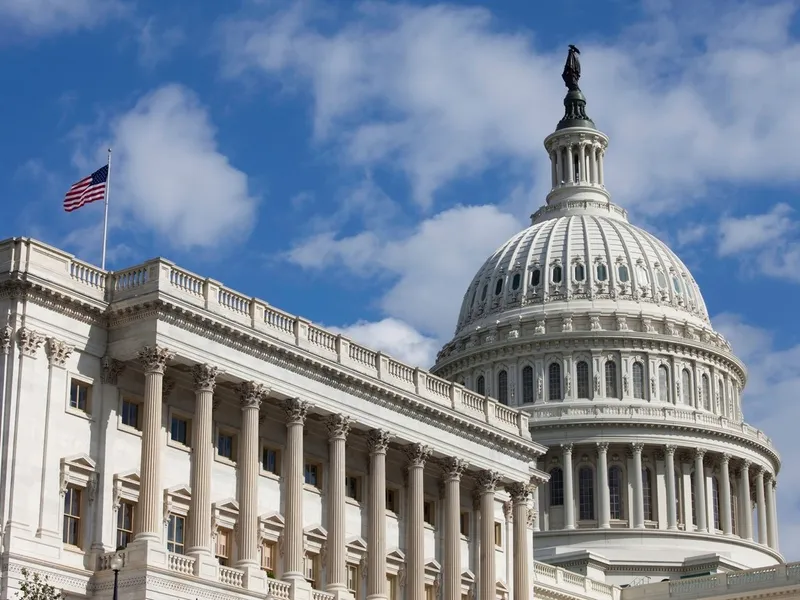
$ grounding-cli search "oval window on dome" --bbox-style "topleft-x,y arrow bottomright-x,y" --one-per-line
552,266 -> 563,283
596,264 -> 608,281
618,264 -> 630,282
531,269 -> 541,287
672,276 -> 682,294
637,264 -> 649,284
512,273 -> 521,290
656,270 -> 667,288
481,284 -> 488,301
495,279 -> 503,296
574,264 -> 585,281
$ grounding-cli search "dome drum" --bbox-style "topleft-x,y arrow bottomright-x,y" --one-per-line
543,127 -> 610,207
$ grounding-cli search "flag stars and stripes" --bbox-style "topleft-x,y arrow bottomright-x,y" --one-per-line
63,165 -> 108,212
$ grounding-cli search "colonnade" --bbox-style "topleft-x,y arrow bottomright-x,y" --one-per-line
131,346 -> 533,599
549,140 -> 605,188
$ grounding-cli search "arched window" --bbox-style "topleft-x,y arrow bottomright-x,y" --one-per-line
596,264 -> 608,281
574,264 -> 585,281
576,361 -> 590,398
497,370 -> 508,405
552,265 -> 563,283
609,466 -> 624,520
522,366 -> 534,404
512,273 -> 521,290
548,363 -> 562,401
632,362 -> 645,399
578,467 -> 595,521
642,468 -> 653,521
494,279 -> 503,296
682,369 -> 692,405
712,478 -> 721,531
702,374 -> 711,411
549,468 -> 564,506
605,361 -> 618,398
476,375 -> 486,396
531,269 -> 541,287
658,365 -> 670,402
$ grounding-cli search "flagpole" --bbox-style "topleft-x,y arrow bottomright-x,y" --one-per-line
101,148 -> 112,270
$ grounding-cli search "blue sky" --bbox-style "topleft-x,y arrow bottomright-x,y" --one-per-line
2,0 -> 800,558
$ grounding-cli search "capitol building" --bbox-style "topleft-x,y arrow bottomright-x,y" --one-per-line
0,51 -> 797,600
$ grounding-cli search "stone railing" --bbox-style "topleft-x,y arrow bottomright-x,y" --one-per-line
312,590 -> 335,600
529,403 -> 777,457
533,560 -> 619,600
1,238 -> 530,440
96,550 -> 128,571
621,563 -> 800,599
219,566 -> 244,588
268,579 -> 292,599
167,552 -> 195,575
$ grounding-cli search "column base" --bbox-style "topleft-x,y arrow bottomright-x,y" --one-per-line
126,536 -> 167,568
189,550 -> 219,579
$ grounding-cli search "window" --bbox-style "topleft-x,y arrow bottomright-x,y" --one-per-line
596,264 -> 608,281
658,365 -> 670,403
425,585 -> 436,600
702,374 -> 711,411
574,263 -> 585,281
576,361 -> 590,398
712,478 -> 721,531
494,522 -> 503,546
304,463 -> 322,488
731,483 -> 738,535
552,265 -> 563,283
605,361 -> 618,398
494,279 -> 503,296
345,475 -> 361,501
548,363 -> 562,400
120,398 -> 140,429
718,378 -> 726,413
522,366 -> 534,403
386,489 -> 399,514
656,270 -> 667,288
675,471 -> 684,527
460,512 -> 470,537
549,467 -> 564,506
618,264 -> 630,282
481,285 -> 488,301
304,553 -> 320,586
511,273 -> 521,290
642,468 -> 653,521
609,466 -> 623,520
262,447 -> 280,475
216,527 -> 232,566
170,415 -> 190,446
497,370 -> 508,405
347,564 -> 360,596
423,501 -> 435,526
637,264 -> 649,284
261,541 -> 277,575
63,485 -> 82,546
632,362 -> 645,399
531,269 -> 541,287
116,501 -> 135,549
476,375 -> 486,396
578,467 -> 595,520
69,379 -> 91,413
217,431 -> 236,461
672,276 -> 682,294
387,574 -> 398,600
167,514 -> 185,553
682,369 -> 692,405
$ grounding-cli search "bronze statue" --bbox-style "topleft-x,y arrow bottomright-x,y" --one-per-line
562,45 -> 581,91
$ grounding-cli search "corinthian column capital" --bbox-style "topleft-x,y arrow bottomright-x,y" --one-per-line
101,356 -> 125,385
17,328 -> 45,358
326,414 -> 351,441
238,381 -> 267,410
192,364 -> 219,392
404,443 -> 432,468
475,470 -> 500,495
441,457 -> 468,482
138,346 -> 173,374
45,337 -> 73,367
367,429 -> 392,454
282,397 -> 309,425
507,481 -> 530,504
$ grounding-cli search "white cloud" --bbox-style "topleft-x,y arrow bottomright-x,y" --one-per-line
136,17 -> 185,68
676,223 -> 707,248
329,317 -> 439,367
0,0 -> 124,36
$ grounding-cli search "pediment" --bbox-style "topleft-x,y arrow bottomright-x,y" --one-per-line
114,469 -> 140,485
496,580 -> 509,592
260,511 -> 285,528
166,483 -> 192,501
387,548 -> 405,562
304,525 -> 327,541
346,536 -> 367,552
424,559 -> 441,573
213,498 -> 239,513
461,570 -> 475,583
62,453 -> 96,472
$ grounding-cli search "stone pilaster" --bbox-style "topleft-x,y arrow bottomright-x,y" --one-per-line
720,454 -> 732,535
326,414 -> 351,594
755,468 -> 767,545
404,444 -> 431,600
442,458 -> 467,600
740,461 -> 753,540
282,398 -> 309,582
562,444 -> 575,529
596,443 -> 610,528
508,483 -> 530,600
631,443 -> 645,529
664,445 -> 678,530
476,470 -> 500,600
694,450 -> 707,533
367,429 -> 391,600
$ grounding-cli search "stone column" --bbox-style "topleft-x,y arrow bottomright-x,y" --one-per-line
596,443 -> 610,528
589,146 -> 598,184
631,443 -> 645,529
694,450 -> 708,533
720,454 -> 733,535
442,458 -> 467,600
237,382 -> 265,568
477,470 -> 500,600
326,415 -> 351,594
508,483 -> 530,600
404,444 -> 432,600
598,151 -> 605,186
755,468 -> 767,545
187,365 -> 217,569
565,145 -> 575,184
578,143 -> 586,183
767,478 -> 778,550
562,444 -> 575,530
282,398 -> 309,582
367,429 -> 391,600
664,445 -> 678,530
135,346 -> 173,541
741,461 -> 753,541
555,148 -> 563,184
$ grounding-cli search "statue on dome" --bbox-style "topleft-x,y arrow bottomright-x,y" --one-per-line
562,44 -> 581,91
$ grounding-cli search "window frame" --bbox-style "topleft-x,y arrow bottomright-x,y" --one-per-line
215,425 -> 239,465
63,485 -> 83,548
549,467 -> 564,506
304,461 -> 323,490
345,473 -> 363,503
423,499 -> 436,527
548,362 -> 562,401
261,443 -> 282,477
521,365 -> 534,404
608,465 -> 625,520
604,360 -> 618,398
118,394 -> 143,434
167,408 -> 192,451
116,499 -> 136,549
576,361 -> 590,399
578,466 -> 595,521
66,375 -> 93,419
497,369 -> 508,405
632,361 -> 645,400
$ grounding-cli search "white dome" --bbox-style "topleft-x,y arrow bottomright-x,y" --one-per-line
454,204 -> 709,338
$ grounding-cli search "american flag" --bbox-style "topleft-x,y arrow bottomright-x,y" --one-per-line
63,165 -> 108,212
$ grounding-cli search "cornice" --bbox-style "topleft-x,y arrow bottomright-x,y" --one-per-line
0,280 -> 106,326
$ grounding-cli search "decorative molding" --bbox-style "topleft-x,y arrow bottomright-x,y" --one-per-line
238,380 -> 266,410
366,429 -> 392,454
101,356 -> 125,385
0,325 -> 11,355
475,469 -> 500,495
326,414 -> 351,441
45,337 -> 73,367
507,481 -> 530,504
441,457 -> 468,482
281,397 -> 309,425
162,376 -> 176,400
404,443 -> 432,469
192,364 -> 218,392
137,345 -> 173,374
17,327 -> 44,358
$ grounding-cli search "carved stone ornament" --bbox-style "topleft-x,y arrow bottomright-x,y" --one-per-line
281,397 -> 309,425
562,317 -> 573,332
398,563 -> 407,588
590,316 -> 602,331
367,429 -> 392,454
631,442 -> 645,454
17,328 -> 45,358
616,316 -> 629,331
537,375 -> 543,398
650,376 -> 657,395
595,441 -> 609,456
138,346 -> 173,374
86,473 -> 98,503
192,363 -> 218,392
404,443 -> 432,468
565,374 -> 572,396
45,337 -> 73,367
0,325 -> 11,355
527,508 -> 536,529
475,469 -> 500,495
326,414 -> 351,441
238,380 -> 266,410
622,374 -> 630,394
441,457 -> 468,481
594,373 -> 601,393
101,356 -> 125,385
503,500 -> 512,521
162,376 -> 176,400
507,481 -> 530,504
534,320 -> 546,335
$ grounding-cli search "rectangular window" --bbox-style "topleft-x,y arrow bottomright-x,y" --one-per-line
167,514 -> 185,554
63,485 -> 82,546
170,415 -> 190,446
425,584 -> 435,600
386,488 -> 399,514
460,511 -> 470,537
304,553 -> 319,586
304,463 -> 321,488
423,501 -> 435,526
116,501 -> 135,549
261,541 -> 277,575
217,431 -> 236,461
347,564 -> 360,595
262,447 -> 280,475
216,527 -> 232,566
69,379 -> 91,413
120,398 -> 140,429
494,521 -> 503,546
345,475 -> 361,501
387,574 -> 398,600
